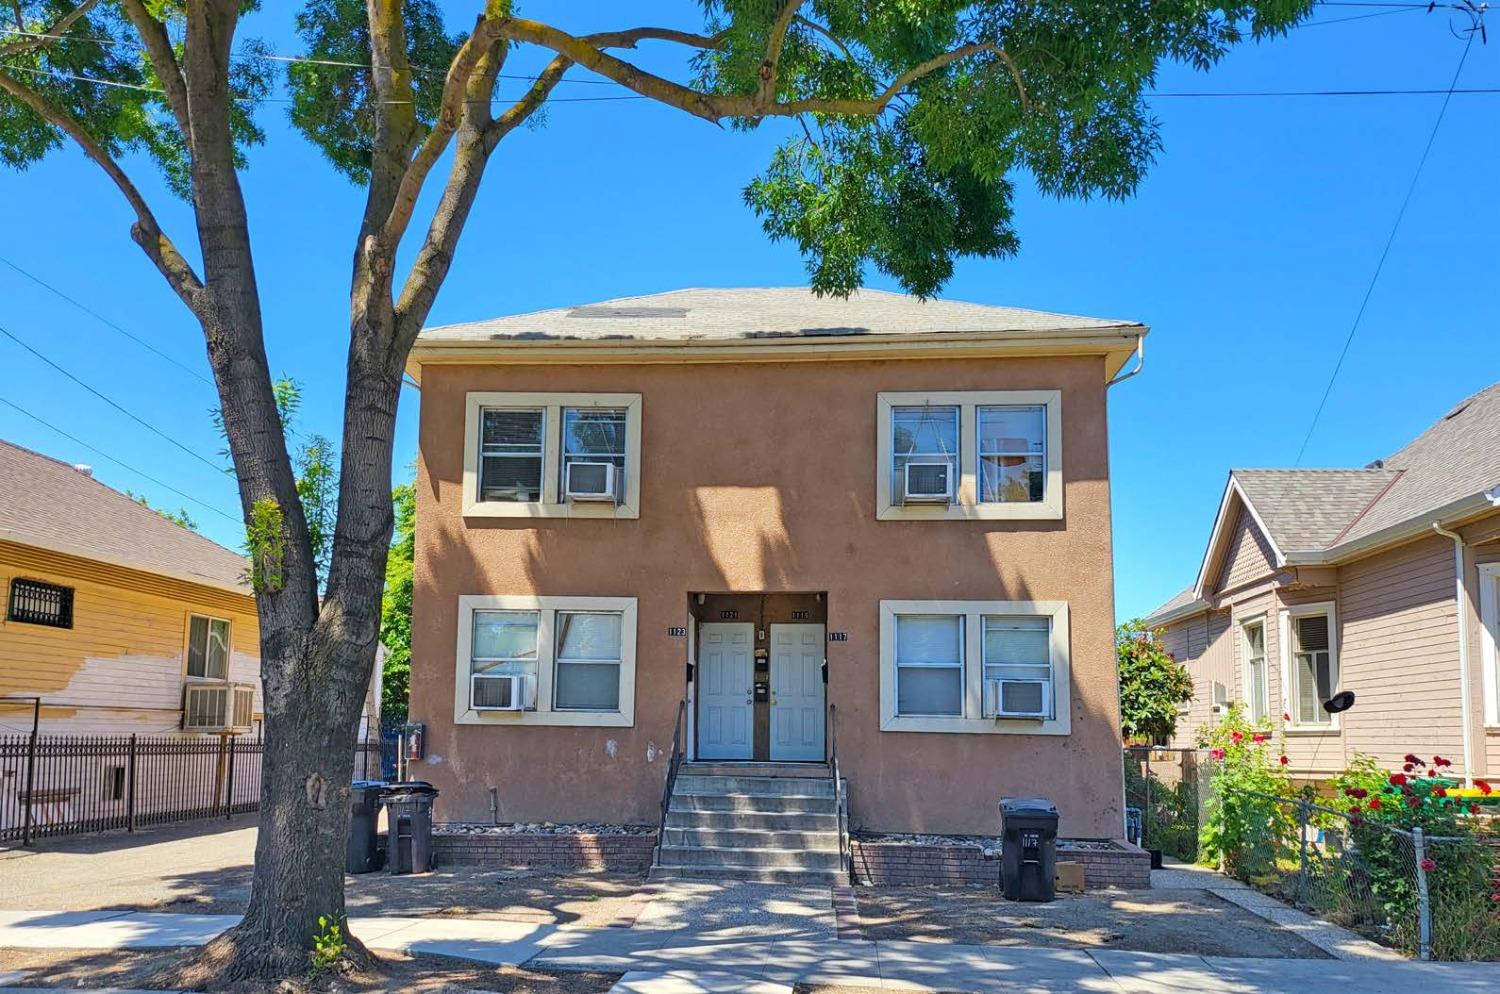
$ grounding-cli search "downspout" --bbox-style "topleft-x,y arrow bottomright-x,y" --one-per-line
1432,522 -> 1476,787
1107,336 -> 1145,388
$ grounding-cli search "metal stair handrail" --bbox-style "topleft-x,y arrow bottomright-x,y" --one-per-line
828,702 -> 850,878
654,699 -> 687,865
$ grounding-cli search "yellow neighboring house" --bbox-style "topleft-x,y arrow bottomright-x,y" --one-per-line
0,438 -> 263,737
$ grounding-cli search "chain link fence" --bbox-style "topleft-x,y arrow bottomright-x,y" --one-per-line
1124,747 -> 1500,960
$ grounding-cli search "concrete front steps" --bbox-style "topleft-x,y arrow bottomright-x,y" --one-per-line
651,763 -> 847,885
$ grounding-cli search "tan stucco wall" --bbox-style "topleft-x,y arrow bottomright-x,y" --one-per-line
409,354 -> 1125,838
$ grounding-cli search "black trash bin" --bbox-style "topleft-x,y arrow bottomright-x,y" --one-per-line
999,796 -> 1058,902
347,780 -> 386,874
382,780 -> 438,875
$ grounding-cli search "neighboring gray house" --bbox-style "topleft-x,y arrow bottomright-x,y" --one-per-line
1146,383 -> 1500,782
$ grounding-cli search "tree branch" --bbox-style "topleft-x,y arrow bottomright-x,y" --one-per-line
500,18 -> 1028,121
0,66 -> 203,308
759,0 -> 805,104
373,15 -> 505,254
0,0 -> 101,58
118,0 -> 192,140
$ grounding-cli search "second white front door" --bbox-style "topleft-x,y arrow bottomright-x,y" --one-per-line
697,622 -> 754,759
770,623 -> 826,761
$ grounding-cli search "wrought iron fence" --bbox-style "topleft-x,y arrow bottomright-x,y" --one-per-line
0,733 -> 381,844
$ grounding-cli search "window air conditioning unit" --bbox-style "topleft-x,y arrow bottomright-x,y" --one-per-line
901,461 -> 953,504
984,678 -> 1051,719
182,682 -> 255,733
1211,680 -> 1230,714
564,461 -> 619,502
472,673 -> 532,711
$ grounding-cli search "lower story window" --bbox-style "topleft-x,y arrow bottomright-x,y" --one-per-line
1291,612 -> 1335,725
982,616 -> 1053,718
456,595 -> 637,727
880,599 -> 1071,735
470,610 -> 540,710
554,611 -> 623,711
894,614 -> 964,716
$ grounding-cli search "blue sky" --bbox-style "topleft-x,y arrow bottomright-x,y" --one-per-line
0,2 -> 1495,622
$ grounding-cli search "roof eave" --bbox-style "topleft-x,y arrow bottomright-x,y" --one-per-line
405,325 -> 1148,384
0,530 -> 253,598
1145,596 -> 1212,628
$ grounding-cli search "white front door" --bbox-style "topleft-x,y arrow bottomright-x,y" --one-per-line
770,623 -> 826,761
697,622 -> 754,760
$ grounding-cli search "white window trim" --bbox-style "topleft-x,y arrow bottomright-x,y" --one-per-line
184,612 -> 232,682
463,392 -> 642,519
879,599 -> 1070,735
1240,614 -> 1269,722
1279,601 -> 1340,733
876,390 -> 1062,521
1478,563 -> 1499,728
454,595 -> 637,727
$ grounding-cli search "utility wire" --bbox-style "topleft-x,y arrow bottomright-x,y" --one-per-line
1293,32 -> 1477,466
7,61 -> 1500,102
0,254 -> 213,386
0,393 -> 239,522
0,321 -> 225,474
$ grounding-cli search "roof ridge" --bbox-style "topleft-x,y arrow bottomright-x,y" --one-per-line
0,436 -> 85,472
1325,468 -> 1406,548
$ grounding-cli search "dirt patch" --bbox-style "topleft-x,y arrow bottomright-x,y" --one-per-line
141,868 -> 648,929
853,885 -> 1329,959
0,946 -> 619,993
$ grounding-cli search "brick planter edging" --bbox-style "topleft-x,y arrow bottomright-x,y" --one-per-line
851,839 -> 1150,890
431,831 -> 657,874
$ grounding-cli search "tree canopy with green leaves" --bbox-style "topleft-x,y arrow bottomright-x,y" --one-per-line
0,0 -> 1313,980
1117,619 -> 1196,745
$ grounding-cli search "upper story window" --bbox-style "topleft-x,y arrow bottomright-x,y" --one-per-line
456,595 -> 637,727
187,614 -> 231,679
880,599 -> 1071,736
7,578 -> 74,628
876,391 -> 1063,521
978,405 -> 1046,503
463,392 -> 642,519
479,408 -> 545,502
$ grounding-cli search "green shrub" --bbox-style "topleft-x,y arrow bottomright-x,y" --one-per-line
1123,754 -> 1199,862
1196,703 -> 1293,881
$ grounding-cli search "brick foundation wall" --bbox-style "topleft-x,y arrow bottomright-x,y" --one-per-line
850,840 -> 1150,890
431,832 -> 656,874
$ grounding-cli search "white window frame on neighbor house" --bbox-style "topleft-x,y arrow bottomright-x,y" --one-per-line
184,613 -> 231,681
878,599 -> 1070,735
1240,614 -> 1269,723
1279,601 -> 1340,733
462,392 -> 642,519
876,391 -> 1062,521
454,595 -> 637,727
1479,563 -> 1500,728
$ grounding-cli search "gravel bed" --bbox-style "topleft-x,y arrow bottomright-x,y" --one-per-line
854,833 -> 1128,853
435,822 -> 655,835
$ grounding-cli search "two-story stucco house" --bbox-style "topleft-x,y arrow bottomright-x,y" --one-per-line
1146,382 -> 1500,783
405,287 -> 1146,880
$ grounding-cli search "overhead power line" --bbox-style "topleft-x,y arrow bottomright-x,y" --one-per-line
0,321 -> 225,474
0,394 -> 239,522
0,254 -> 213,386
1293,32 -> 1477,465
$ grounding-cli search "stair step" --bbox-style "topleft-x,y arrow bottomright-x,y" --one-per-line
664,809 -> 838,832
682,762 -> 829,779
673,775 -> 836,798
649,864 -> 846,885
669,791 -> 838,814
662,827 -> 841,851
656,844 -> 843,871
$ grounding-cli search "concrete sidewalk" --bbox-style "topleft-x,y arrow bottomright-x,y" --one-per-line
1,909 -> 1497,993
